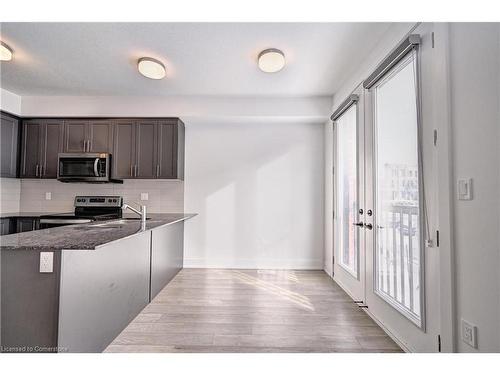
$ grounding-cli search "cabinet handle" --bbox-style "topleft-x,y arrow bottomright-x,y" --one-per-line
130,165 -> 133,177
35,164 -> 39,177
83,140 -> 86,151
156,165 -> 160,177
88,140 -> 92,152
135,165 -> 138,177
40,165 -> 44,177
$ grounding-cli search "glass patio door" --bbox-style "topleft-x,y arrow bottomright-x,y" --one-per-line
364,48 -> 425,328
333,85 -> 366,303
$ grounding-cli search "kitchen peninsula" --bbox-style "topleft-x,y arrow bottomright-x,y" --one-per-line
0,213 -> 196,353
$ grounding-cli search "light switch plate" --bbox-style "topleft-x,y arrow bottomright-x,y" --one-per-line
45,192 -> 52,200
140,193 -> 149,201
457,178 -> 472,200
461,319 -> 477,348
40,252 -> 54,273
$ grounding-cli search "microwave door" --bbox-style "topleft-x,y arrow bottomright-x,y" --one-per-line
60,158 -> 96,178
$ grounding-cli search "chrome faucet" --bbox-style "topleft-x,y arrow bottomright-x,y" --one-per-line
122,203 -> 147,223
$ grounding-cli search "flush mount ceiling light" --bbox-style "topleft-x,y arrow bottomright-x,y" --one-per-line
0,41 -> 13,62
137,57 -> 166,80
258,48 -> 285,73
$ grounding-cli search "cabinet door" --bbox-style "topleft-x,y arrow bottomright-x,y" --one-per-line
0,218 -> 13,235
20,120 -> 43,178
64,120 -> 88,152
88,120 -> 113,153
156,121 -> 176,178
135,121 -> 157,178
112,121 -> 136,178
0,113 -> 19,177
41,120 -> 64,178
16,218 -> 38,233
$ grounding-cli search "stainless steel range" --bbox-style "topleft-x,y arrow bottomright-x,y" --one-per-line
39,196 -> 123,228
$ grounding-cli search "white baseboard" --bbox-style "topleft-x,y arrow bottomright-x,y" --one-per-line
183,258 -> 324,270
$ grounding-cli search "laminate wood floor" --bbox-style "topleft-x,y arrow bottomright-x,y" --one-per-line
105,269 -> 402,353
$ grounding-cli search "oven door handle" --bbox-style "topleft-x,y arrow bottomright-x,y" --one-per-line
94,158 -> 100,177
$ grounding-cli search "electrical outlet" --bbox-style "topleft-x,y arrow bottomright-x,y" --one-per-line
140,193 -> 149,201
45,192 -> 52,200
461,319 -> 477,348
39,252 -> 54,273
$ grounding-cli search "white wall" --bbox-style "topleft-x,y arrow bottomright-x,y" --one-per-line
448,23 -> 500,352
2,91 -> 329,269
19,95 -> 330,124
184,121 -> 325,269
0,88 -> 21,115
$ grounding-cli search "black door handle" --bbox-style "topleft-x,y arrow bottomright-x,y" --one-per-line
353,222 -> 364,227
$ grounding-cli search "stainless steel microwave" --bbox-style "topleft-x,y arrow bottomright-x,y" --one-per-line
57,153 -> 111,182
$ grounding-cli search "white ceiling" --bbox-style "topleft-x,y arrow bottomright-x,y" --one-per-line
0,22 -> 392,97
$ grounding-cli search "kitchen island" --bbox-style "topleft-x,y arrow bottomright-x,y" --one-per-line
0,213 -> 196,353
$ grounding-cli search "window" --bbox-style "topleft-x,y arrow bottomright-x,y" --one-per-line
336,104 -> 358,277
373,50 -> 423,326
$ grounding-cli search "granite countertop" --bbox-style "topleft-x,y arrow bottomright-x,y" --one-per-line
0,213 -> 197,251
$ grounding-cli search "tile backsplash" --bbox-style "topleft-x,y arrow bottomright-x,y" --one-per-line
0,177 -> 21,213
18,179 -> 184,213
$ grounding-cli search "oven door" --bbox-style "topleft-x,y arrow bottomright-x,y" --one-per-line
57,153 -> 110,182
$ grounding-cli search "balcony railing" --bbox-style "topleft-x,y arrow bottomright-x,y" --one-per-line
376,203 -> 421,317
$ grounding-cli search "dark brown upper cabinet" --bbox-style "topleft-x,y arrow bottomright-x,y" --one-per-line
112,120 -> 136,179
20,120 -> 42,178
112,119 -> 184,180
64,120 -> 87,152
88,120 -> 114,153
20,120 -> 64,178
157,120 -> 184,179
64,120 -> 113,153
1,112 -> 20,178
17,117 -> 183,181
135,120 -> 157,178
43,120 -> 65,178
